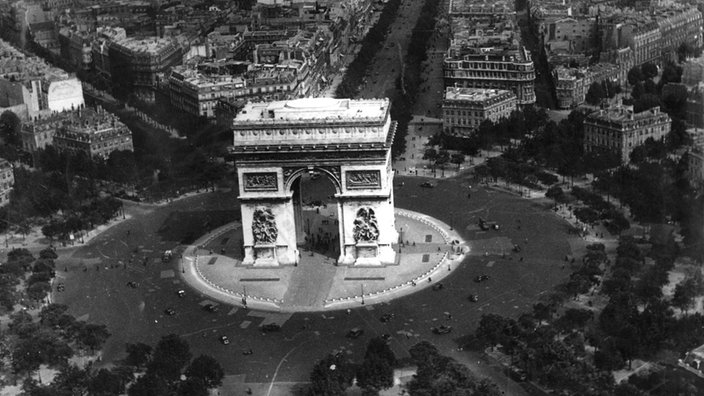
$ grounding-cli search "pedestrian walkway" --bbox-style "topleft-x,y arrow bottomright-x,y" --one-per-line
181,208 -> 468,312
282,252 -> 337,309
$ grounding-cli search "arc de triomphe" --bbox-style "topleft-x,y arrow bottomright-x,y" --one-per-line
230,98 -> 398,267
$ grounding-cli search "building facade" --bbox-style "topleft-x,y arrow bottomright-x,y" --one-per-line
108,37 -> 183,101
584,105 -> 672,162
443,45 -> 536,105
231,97 -> 398,267
442,87 -> 517,135
687,83 -> 704,128
0,158 -> 13,207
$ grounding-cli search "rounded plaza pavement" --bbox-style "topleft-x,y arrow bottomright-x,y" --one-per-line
180,208 -> 468,312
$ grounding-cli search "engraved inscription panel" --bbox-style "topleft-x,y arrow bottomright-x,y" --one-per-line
346,170 -> 381,189
244,172 -> 278,191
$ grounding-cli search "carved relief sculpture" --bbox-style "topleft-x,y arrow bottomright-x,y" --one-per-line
352,207 -> 380,242
252,208 -> 278,244
346,170 -> 381,189
244,172 -> 278,191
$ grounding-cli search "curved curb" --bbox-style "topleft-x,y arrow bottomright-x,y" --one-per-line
180,209 -> 469,312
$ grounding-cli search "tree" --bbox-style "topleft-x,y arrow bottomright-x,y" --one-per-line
123,342 -> 152,369
585,82 -> 605,105
51,364 -> 90,396
627,66 -> 643,86
356,337 -> 396,393
148,334 -> 192,383
74,322 -> 111,352
673,278 -> 697,313
450,153 -> 465,169
127,373 -> 170,396
26,281 -> 51,301
0,110 -> 21,146
476,314 -> 514,348
308,354 -> 354,396
184,355 -> 224,389
88,368 -> 125,396
177,378 -> 208,396
641,62 -> 658,79
423,148 -> 437,167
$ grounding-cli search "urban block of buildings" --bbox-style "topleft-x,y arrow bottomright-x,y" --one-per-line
442,87 -> 517,136
583,104 -> 672,163
443,0 -> 536,106
0,39 -> 85,120
20,106 -> 133,159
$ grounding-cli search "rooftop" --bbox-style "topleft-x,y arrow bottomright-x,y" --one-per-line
113,36 -> 177,54
235,98 -> 390,123
587,105 -> 670,124
444,87 -> 515,102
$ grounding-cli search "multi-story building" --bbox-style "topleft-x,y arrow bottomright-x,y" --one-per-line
58,28 -> 92,71
0,158 -> 13,207
108,36 -> 183,101
52,107 -> 134,159
542,17 -> 596,55
655,7 -> 703,63
688,143 -> 704,187
632,22 -> 662,66
443,45 -> 536,105
169,60 -> 309,118
442,87 -> 517,136
19,112 -> 60,152
683,56 -> 704,87
584,105 -> 672,162
553,63 -> 620,109
91,27 -> 127,82
0,39 -> 84,119
687,82 -> 704,128
20,107 -> 133,159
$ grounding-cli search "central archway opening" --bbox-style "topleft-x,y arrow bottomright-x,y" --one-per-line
292,170 -> 340,260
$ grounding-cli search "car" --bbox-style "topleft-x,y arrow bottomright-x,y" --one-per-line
126,281 -> 137,288
381,333 -> 392,342
346,328 -> 364,339
468,294 -> 479,302
432,283 -> 444,291
57,283 -> 65,292
242,348 -> 253,355
260,323 -> 281,332
420,181 -> 435,188
176,289 -> 185,298
219,335 -> 230,345
474,275 -> 490,283
432,325 -> 453,335
380,313 -> 394,323
203,304 -> 219,313
164,308 -> 176,316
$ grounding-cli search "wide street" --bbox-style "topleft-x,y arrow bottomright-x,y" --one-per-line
52,174 -> 580,394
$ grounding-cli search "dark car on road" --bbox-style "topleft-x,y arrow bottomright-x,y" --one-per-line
432,325 -> 453,335
432,283 -> 444,291
420,181 -> 435,188
346,328 -> 364,339
126,281 -> 137,288
474,275 -> 490,283
380,313 -> 394,323
260,323 -> 281,332
468,294 -> 479,302
164,308 -> 176,316
203,304 -> 219,313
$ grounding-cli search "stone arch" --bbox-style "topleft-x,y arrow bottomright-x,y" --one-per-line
284,167 -> 342,195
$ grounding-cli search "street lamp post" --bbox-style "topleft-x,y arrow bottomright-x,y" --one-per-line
361,284 -> 365,305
